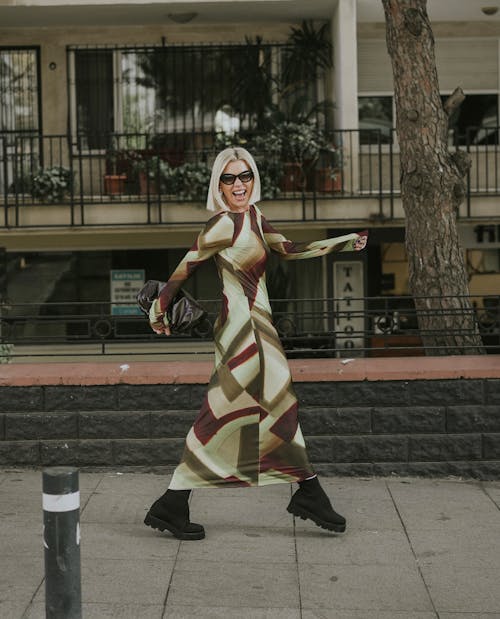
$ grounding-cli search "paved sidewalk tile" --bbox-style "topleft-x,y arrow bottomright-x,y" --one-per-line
33,558 -> 175,606
167,560 -> 300,609
482,481 -> 500,509
299,563 -> 433,612
0,555 -> 44,603
190,491 -> 293,530
0,602 -> 31,619
409,526 -> 500,570
439,614 -> 500,618
387,479 -> 500,531
163,607 -> 301,619
177,525 -> 296,564
95,472 -> 171,496
302,612 -> 437,619
24,602 -> 164,619
420,565 -> 500,614
295,528 -> 415,566
81,491 -> 150,524
3,471 -> 500,619
82,522 -> 179,561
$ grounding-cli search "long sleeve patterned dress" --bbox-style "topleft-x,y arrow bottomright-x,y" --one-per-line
157,204 -> 364,490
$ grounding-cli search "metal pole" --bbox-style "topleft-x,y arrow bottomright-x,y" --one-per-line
42,467 -> 82,619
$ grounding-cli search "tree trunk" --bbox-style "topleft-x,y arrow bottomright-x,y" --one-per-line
382,0 -> 484,355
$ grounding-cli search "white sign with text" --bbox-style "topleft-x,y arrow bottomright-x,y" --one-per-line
334,261 -> 365,351
110,269 -> 145,316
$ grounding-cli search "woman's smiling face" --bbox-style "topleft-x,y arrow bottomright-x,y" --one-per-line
219,159 -> 254,212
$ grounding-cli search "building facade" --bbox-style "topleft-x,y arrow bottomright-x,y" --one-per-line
0,0 -> 499,355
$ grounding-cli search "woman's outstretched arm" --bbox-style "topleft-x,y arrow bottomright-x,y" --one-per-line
149,212 -> 234,333
260,214 -> 367,260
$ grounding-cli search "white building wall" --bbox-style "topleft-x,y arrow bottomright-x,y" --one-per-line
358,37 -> 499,92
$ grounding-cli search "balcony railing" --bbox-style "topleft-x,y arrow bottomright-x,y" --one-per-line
1,295 -> 499,360
1,127 -> 499,228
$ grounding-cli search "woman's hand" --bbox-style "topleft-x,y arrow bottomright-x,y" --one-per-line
150,321 -> 171,336
354,232 -> 368,251
149,299 -> 171,336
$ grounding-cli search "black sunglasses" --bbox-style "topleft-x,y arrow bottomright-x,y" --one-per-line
220,170 -> 254,185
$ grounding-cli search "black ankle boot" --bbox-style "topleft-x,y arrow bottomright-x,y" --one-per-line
144,489 -> 205,540
287,476 -> 346,533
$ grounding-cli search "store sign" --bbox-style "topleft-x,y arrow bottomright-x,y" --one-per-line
334,261 -> 365,350
460,224 -> 500,248
110,269 -> 145,316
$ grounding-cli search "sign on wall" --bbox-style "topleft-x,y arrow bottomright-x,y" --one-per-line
333,261 -> 365,351
110,269 -> 145,316
460,224 -> 500,249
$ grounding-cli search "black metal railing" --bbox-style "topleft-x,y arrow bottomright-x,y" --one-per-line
1,295 -> 499,360
1,127 -> 499,228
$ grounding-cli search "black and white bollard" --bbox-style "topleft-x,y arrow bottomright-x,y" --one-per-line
43,467 -> 82,619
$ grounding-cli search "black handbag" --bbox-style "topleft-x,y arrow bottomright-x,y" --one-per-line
136,279 -> 207,334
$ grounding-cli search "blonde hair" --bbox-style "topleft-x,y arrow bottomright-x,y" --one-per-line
206,147 -> 261,212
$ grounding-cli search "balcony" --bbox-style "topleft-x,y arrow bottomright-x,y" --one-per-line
1,128 -> 499,229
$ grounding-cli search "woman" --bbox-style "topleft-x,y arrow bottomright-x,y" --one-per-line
145,147 -> 367,541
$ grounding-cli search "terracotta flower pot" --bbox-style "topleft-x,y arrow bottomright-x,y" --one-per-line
104,174 -> 127,195
279,163 -> 304,192
139,171 -> 159,195
314,168 -> 342,193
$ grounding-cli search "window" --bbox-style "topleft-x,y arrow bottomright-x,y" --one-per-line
0,47 -> 40,133
358,96 -> 393,145
74,50 -> 114,149
0,48 -> 41,195
69,43 -> 325,150
443,93 -> 499,145
359,93 -> 499,146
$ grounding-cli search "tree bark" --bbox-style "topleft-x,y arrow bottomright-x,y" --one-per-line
382,0 -> 484,355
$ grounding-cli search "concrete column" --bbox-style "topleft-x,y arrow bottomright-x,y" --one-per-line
331,0 -> 359,193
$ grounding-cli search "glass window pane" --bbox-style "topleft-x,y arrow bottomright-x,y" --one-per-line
358,96 -> 393,145
443,93 -> 499,145
74,50 -> 114,149
0,48 -> 39,132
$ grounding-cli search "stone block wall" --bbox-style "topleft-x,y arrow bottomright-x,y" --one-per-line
1,378 -> 500,478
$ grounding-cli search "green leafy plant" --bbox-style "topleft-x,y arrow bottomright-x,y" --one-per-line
0,342 -> 12,364
216,121 -> 339,198
31,166 -> 74,203
248,133 -> 283,199
277,122 -> 329,163
130,153 -> 170,192
168,162 -> 212,201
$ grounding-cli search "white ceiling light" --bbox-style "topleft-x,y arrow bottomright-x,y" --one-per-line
481,6 -> 499,16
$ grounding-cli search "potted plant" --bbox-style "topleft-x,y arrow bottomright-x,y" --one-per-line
30,166 -> 74,203
103,138 -> 127,196
272,121 -> 328,192
131,154 -> 167,195
312,139 -> 343,193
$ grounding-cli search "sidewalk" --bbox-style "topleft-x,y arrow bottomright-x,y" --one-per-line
1,470 -> 500,619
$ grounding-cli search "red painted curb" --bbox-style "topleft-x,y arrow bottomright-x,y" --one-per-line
1,356 -> 499,386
